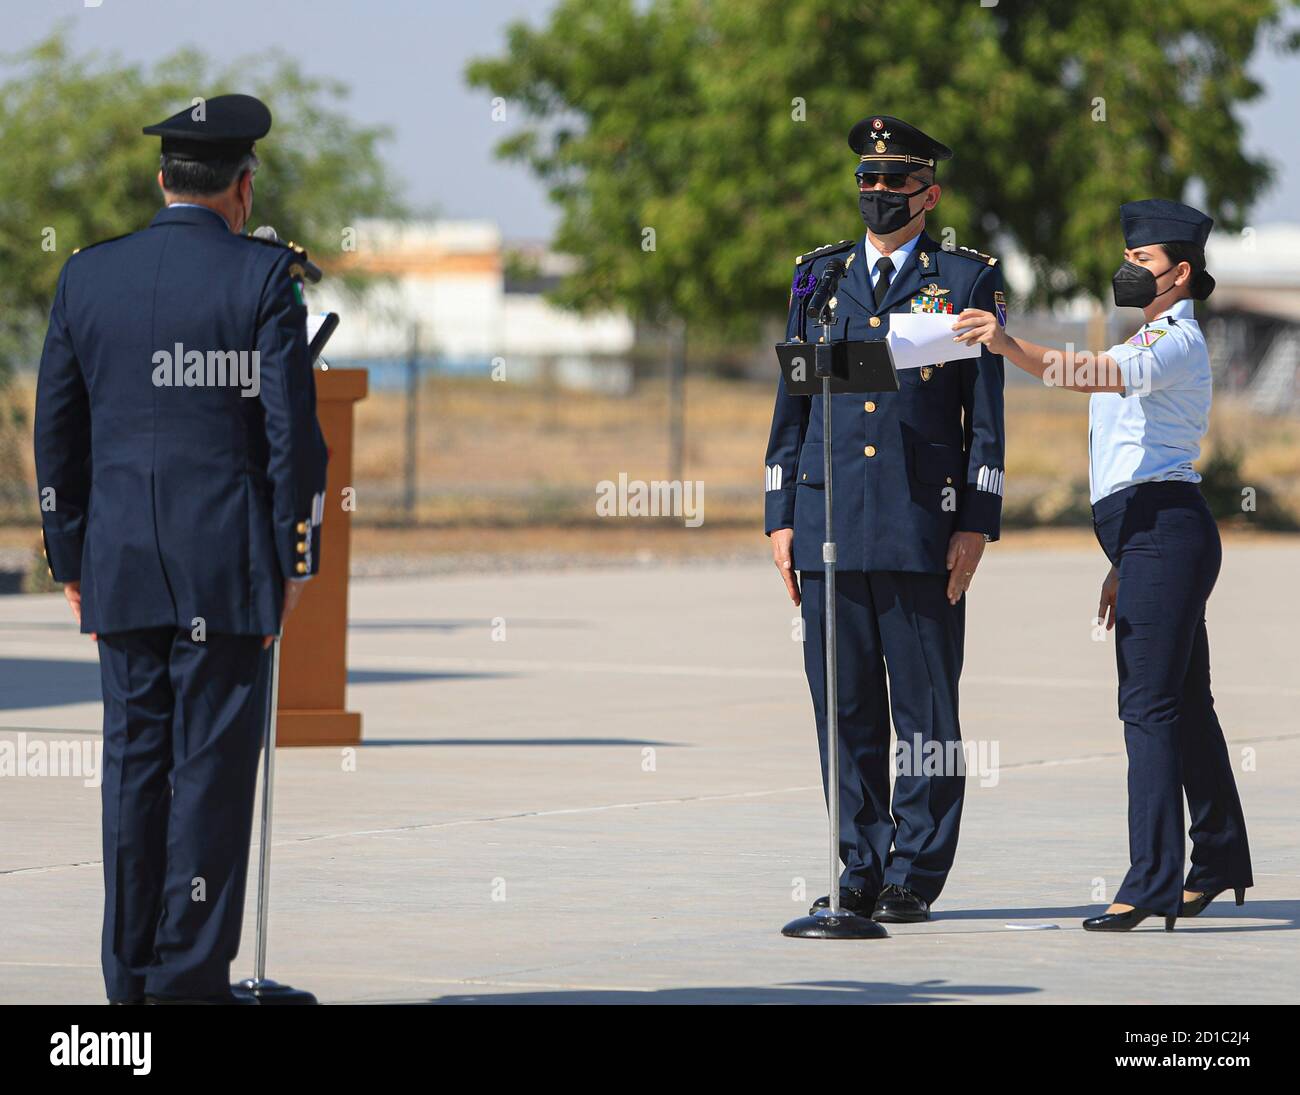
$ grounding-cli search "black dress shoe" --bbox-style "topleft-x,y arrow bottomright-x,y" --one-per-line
808,887 -> 875,916
1179,886 -> 1246,918
1082,907 -> 1176,931
108,997 -> 144,1005
872,884 -> 930,923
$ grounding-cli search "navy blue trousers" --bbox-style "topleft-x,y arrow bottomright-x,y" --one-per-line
97,628 -> 267,1001
800,570 -> 965,904
1092,482 -> 1252,916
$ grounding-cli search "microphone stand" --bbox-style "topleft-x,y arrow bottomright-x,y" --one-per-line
233,634 -> 318,1003
782,303 -> 888,941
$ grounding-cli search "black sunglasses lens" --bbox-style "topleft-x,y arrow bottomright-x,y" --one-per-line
858,173 -> 912,189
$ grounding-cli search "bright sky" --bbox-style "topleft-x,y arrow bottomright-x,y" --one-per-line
7,0 -> 1300,238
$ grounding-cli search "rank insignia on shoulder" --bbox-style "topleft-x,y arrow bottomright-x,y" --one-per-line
1127,327 -> 1168,348
994,290 -> 1007,327
956,245 -> 998,266
795,239 -> 854,266
72,233 -> 130,257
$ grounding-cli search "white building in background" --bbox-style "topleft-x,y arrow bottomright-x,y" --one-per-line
308,219 -> 636,392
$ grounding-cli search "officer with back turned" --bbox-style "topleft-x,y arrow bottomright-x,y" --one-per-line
34,94 -> 328,1002
765,115 -> 1006,922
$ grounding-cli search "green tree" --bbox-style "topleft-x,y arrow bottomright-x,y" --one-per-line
467,0 -> 1296,335
0,28 -> 404,509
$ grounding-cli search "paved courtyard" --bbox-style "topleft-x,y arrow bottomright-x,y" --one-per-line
2,541 -> 1296,1004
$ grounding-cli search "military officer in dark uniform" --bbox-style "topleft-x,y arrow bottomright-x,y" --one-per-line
765,115 -> 1006,922
34,94 -> 328,1002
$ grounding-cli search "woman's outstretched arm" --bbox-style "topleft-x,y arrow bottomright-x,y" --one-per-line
951,309 -> 1124,394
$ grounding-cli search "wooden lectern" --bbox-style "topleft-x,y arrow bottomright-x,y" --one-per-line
276,367 -> 367,746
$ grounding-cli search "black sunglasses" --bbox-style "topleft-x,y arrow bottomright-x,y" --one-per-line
857,172 -> 927,190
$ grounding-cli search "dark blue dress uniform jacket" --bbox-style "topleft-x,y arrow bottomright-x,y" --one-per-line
764,231 -> 1006,573
34,205 -> 328,636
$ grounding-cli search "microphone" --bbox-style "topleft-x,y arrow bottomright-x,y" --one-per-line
252,225 -> 323,283
805,259 -> 847,324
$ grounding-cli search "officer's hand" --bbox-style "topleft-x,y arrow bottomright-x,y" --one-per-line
945,531 -> 986,605
770,528 -> 800,607
265,579 -> 306,649
62,580 -> 97,640
1097,565 -> 1119,631
952,309 -> 1009,355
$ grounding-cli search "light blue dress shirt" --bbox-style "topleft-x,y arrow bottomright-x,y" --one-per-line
863,232 -> 921,287
1088,298 -> 1210,505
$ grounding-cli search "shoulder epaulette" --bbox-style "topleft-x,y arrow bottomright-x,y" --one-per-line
795,239 -> 855,266
954,245 -> 998,267
245,233 -> 309,260
71,233 -> 130,257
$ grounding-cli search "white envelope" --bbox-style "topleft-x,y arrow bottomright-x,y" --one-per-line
886,312 -> 983,371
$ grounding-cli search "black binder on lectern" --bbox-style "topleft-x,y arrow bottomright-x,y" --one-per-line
776,339 -> 899,395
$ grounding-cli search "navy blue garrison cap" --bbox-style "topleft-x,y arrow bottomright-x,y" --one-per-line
143,93 -> 271,161
850,114 -> 952,176
1120,199 -> 1213,249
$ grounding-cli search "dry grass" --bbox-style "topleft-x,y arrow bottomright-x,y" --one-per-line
353,375 -> 1300,523
3,372 -> 1298,558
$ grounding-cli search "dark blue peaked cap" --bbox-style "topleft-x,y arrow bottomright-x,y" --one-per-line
1120,199 -> 1213,248
143,93 -> 271,161
850,114 -> 952,175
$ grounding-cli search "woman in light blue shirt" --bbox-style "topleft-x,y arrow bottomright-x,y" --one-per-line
953,199 -> 1252,932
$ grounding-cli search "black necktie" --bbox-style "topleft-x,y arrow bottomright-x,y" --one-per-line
873,256 -> 893,309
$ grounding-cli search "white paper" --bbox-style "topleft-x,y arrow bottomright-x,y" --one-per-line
886,312 -> 983,371
306,312 -> 329,344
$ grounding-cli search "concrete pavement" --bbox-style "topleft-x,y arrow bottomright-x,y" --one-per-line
1,541 -> 1296,1003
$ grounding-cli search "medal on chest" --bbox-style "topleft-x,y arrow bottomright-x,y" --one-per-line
911,283 -> 953,314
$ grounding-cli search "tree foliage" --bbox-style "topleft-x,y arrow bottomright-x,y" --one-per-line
0,28 -> 404,372
0,28 -> 404,509
467,0 -> 1295,336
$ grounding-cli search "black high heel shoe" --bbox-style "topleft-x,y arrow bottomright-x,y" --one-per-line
1082,907 -> 1177,932
1179,886 -> 1246,918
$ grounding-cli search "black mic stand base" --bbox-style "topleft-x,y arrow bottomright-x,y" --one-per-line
781,908 -> 889,940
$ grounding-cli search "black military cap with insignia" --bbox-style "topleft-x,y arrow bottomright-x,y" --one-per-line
143,93 -> 271,162
849,114 -> 952,177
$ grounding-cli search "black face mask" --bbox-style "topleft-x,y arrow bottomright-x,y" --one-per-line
1112,259 -> 1178,308
858,184 -> 928,235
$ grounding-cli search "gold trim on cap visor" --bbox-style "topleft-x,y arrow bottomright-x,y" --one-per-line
858,153 -> 936,167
